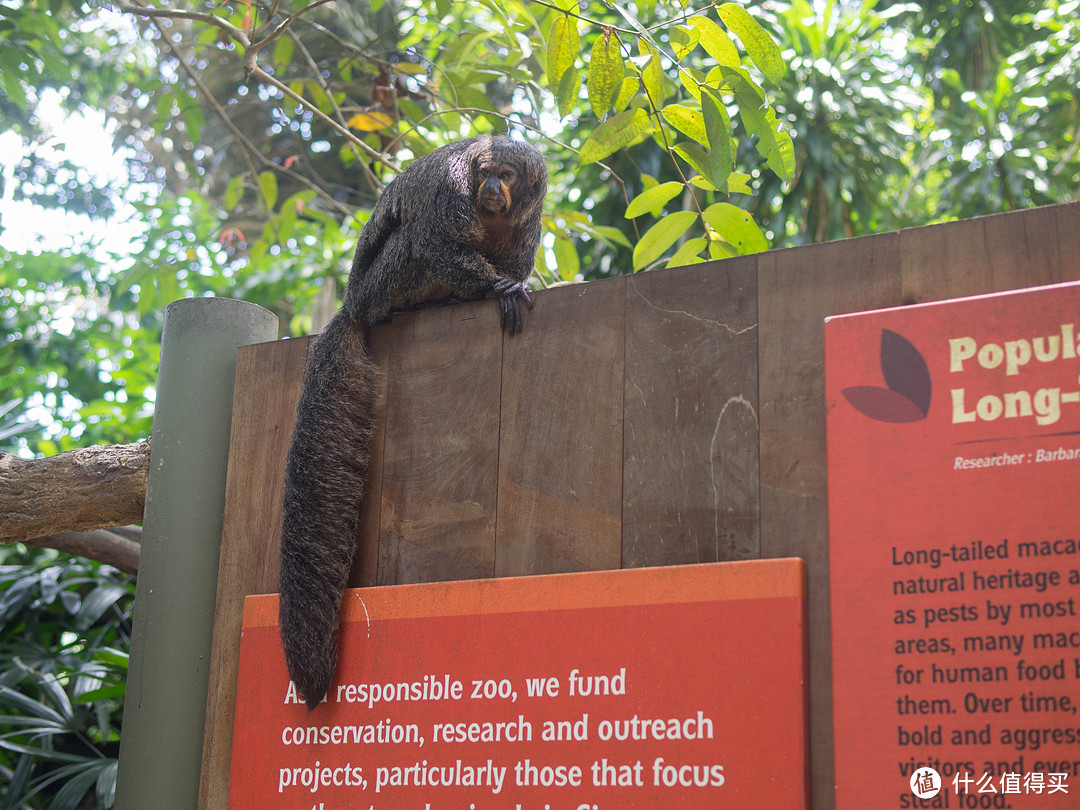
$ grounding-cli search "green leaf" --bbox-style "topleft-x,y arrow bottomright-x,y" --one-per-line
552,234 -> 580,281
273,35 -> 295,72
726,171 -> 753,194
640,50 -> 664,109
224,175 -> 245,211
74,683 -> 127,703
686,16 -> 740,67
678,66 -> 704,102
667,237 -> 707,268
579,108 -> 652,164
662,104 -> 706,145
556,66 -> 580,119
592,225 -> 633,249
720,66 -> 795,181
587,31 -> 624,119
633,210 -> 697,271
670,25 -> 700,62
625,181 -> 683,218
546,15 -> 579,89
700,87 -> 733,189
613,76 -> 639,112
717,3 -> 784,84
702,202 -> 768,254
257,171 -> 278,211
672,141 -> 710,178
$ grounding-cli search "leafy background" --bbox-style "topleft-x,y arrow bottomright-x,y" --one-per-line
1,0 -> 1078,805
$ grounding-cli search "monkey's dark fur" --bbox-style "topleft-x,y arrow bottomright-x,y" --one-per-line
280,136 -> 547,707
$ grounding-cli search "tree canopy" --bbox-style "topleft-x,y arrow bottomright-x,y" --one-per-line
2,0 -> 1077,457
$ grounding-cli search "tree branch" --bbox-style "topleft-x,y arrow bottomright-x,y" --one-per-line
0,443 -> 150,544
25,527 -> 142,575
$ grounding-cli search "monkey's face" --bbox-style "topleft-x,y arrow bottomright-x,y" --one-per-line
476,162 -> 517,215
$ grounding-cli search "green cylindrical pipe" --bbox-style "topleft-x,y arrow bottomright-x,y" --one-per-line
115,298 -> 278,810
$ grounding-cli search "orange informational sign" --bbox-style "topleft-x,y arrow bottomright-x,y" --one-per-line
826,281 -> 1080,809
227,560 -> 808,809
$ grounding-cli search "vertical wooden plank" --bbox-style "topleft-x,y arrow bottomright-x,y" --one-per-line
899,203 -> 1074,305
1056,202 -> 1080,275
757,230 -> 903,810
199,337 -> 307,810
376,300 -> 503,585
495,278 -> 625,576
622,257 -> 760,567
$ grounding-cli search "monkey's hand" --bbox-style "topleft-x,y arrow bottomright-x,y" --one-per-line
491,276 -> 533,335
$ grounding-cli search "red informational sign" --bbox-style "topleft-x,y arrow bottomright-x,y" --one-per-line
228,560 -> 808,809
826,281 -> 1080,809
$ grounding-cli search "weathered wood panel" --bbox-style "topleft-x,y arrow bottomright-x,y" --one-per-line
622,256 -> 760,566
495,278 -> 625,575
376,301 -> 503,584
199,202 -> 1080,810
198,336 -> 306,810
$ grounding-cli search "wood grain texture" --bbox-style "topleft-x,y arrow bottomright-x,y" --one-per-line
376,300 -> 503,585
622,257 -> 759,567
199,336 -> 308,810
495,278 -> 625,576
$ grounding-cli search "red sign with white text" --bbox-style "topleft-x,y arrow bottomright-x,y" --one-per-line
826,281 -> 1080,809
227,560 -> 808,809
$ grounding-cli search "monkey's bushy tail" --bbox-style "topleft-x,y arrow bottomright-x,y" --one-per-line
279,312 -> 379,708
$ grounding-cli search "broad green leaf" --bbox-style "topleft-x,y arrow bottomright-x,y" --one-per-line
633,210 -> 697,271
625,181 -> 683,218
258,170 -> 278,211
592,225 -> 633,249
678,66 -> 704,102
587,31 -> 624,118
670,25 -> 700,62
273,34 -> 295,71
720,66 -> 795,181
727,172 -> 753,194
613,76 -> 639,112
546,15 -> 579,89
686,16 -> 740,67
700,87 -> 733,189
224,175 -> 245,211
717,3 -> 784,84
552,234 -> 580,281
662,104 -> 706,145
702,202 -> 768,254
579,108 -> 652,164
556,66 -> 581,119
640,50 -> 664,108
667,237 -> 707,267
672,141 -> 710,178
709,238 -> 740,260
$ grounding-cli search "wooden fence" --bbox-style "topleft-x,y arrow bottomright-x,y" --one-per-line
197,201 -> 1080,810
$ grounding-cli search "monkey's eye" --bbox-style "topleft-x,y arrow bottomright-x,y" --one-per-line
499,170 -> 517,184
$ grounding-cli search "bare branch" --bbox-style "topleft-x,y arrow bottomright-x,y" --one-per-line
0,443 -> 150,544
26,528 -> 142,575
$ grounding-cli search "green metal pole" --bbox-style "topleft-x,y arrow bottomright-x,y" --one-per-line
115,298 -> 278,810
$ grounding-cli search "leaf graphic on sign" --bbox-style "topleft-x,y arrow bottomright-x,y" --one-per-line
842,329 -> 931,423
